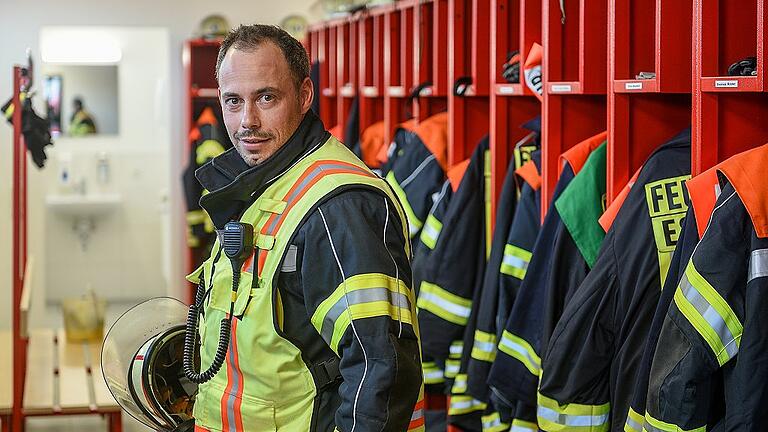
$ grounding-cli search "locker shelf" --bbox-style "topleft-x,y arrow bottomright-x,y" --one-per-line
608,0 -> 693,202
699,76 -> 761,93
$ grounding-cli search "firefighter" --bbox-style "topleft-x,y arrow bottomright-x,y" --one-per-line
643,143 -> 768,432
69,97 -> 97,136
536,129 -> 692,432
188,24 -> 423,431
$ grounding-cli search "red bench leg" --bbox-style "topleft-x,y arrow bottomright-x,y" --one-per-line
1,415 -> 9,432
107,412 -> 122,432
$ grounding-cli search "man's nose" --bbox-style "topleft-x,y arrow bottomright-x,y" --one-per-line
241,101 -> 261,130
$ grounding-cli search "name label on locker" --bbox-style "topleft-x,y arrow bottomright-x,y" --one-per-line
498,85 -> 516,95
550,84 -> 573,93
624,82 -> 643,90
715,80 -> 739,88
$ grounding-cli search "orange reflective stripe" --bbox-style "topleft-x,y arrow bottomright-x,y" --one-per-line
599,166 -> 641,232
447,159 -> 471,192
717,143 -> 768,238
195,426 -> 211,432
686,166 -> 720,238
559,131 -> 607,176
409,398 -> 426,430
220,318 -> 244,432
257,160 -> 375,275
515,160 -> 541,191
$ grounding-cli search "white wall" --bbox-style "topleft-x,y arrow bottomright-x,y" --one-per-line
0,0 -> 323,330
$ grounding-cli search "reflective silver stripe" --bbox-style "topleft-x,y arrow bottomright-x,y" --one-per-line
401,154 -> 437,188
482,417 -> 503,430
411,408 -> 424,421
450,399 -> 475,410
424,370 -> 444,380
537,406 -> 609,428
446,364 -> 460,375
502,254 -> 528,272
679,273 -> 739,360
474,340 -> 496,354
624,415 -> 642,432
510,421 -> 537,432
418,291 -> 472,319
320,287 -> 411,344
642,422 -> 665,432
452,375 -> 468,393
450,342 -> 463,357
499,334 -> 540,373
421,221 -> 440,242
749,249 -> 768,282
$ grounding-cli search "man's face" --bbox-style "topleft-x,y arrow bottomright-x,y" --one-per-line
218,42 -> 313,166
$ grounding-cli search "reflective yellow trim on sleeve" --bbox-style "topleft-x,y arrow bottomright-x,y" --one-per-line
311,273 -> 415,353
186,209 -> 207,225
498,330 -> 540,377
417,281 -> 472,325
448,395 -> 487,416
419,213 -> 443,250
511,419 -> 538,432
445,358 -> 461,379
471,329 -> 497,362
537,392 -> 610,432
449,340 -> 464,358
624,407 -> 644,432
673,260 -> 742,366
386,171 -> 423,238
642,412 -> 706,432
451,373 -> 468,394
422,361 -> 445,384
500,244 -> 533,280
481,412 -> 510,432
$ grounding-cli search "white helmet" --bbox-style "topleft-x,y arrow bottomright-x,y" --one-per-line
102,298 -> 197,431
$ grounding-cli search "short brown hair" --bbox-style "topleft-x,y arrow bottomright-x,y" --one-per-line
215,24 -> 310,90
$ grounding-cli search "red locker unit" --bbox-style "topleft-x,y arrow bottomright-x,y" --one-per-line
414,0 -> 450,125
541,0 -> 608,214
337,18 -> 358,134
384,1 -> 416,145
608,0 -> 693,201
358,8 -> 389,136
448,0 -> 491,165
309,25 -> 338,129
693,0 -> 768,174
489,0 -> 543,213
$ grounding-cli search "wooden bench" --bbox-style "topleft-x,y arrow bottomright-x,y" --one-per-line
5,257 -> 122,432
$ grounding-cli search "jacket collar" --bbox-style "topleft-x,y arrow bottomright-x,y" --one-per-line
196,110 -> 330,229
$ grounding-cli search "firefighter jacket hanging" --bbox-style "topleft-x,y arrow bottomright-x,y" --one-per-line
416,136 -> 490,400
385,112 -> 449,239
2,92 -> 54,168
188,111 -> 424,432
536,129 -> 692,432
456,150 -> 542,432
183,107 -> 232,252
486,131 -> 607,430
643,143 -> 768,432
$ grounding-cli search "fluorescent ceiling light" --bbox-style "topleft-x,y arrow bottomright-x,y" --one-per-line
41,28 -> 122,64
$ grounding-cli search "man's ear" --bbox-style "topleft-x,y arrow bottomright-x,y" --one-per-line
300,77 -> 314,113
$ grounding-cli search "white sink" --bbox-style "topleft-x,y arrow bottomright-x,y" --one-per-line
46,193 -> 122,218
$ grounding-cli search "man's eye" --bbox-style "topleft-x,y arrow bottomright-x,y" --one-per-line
225,97 -> 240,106
259,94 -> 275,103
